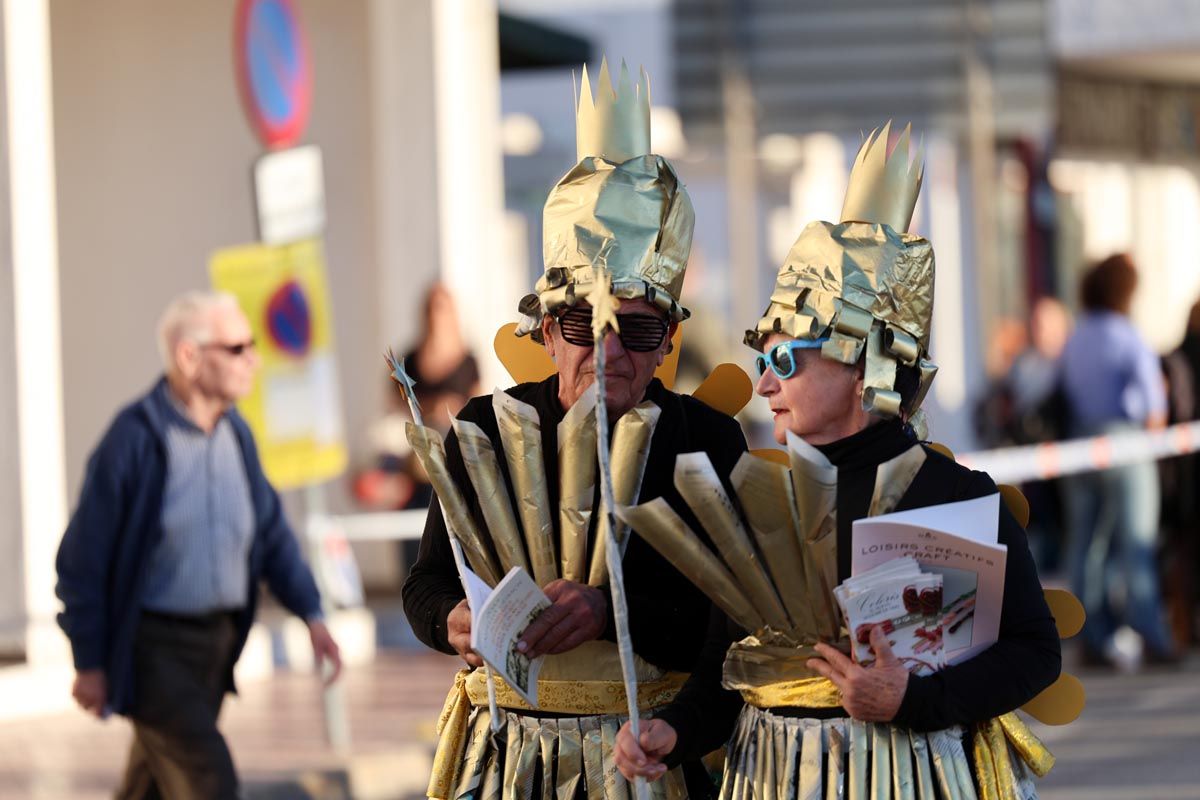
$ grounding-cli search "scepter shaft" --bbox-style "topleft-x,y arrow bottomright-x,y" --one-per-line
594,325 -> 650,800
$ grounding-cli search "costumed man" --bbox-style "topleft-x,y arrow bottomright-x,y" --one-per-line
614,125 -> 1076,798
402,61 -> 748,800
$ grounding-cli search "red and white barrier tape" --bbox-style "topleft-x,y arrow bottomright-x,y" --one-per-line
956,421 -> 1200,484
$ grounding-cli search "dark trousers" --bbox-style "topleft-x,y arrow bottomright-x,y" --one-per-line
116,611 -> 240,800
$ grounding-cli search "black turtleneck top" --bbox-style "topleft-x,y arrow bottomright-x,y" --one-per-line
656,419 -> 1062,764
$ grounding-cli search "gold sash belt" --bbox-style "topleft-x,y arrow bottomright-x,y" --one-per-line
428,668 -> 689,799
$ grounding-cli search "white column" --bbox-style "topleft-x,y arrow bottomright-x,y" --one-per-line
431,0 -> 511,390
369,0 -> 441,358
3,0 -> 70,665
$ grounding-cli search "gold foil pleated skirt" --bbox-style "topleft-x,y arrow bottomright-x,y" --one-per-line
719,706 -> 1041,800
448,707 -> 690,800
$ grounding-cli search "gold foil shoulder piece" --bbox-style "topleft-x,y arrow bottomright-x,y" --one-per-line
406,422 -> 501,586
674,451 -> 792,631
867,444 -> 927,518
492,389 -> 558,586
589,401 -> 662,585
786,431 -> 842,641
731,452 -> 818,641
452,416 -> 531,576
617,498 -> 765,631
558,385 -> 598,583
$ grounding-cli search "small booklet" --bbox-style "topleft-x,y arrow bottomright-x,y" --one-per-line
834,557 -> 945,675
850,494 -> 1007,664
458,564 -> 552,708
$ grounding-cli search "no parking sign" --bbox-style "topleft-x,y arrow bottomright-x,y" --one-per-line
235,0 -> 311,149
209,239 -> 347,489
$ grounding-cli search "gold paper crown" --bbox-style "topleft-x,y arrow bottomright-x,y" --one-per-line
516,59 -> 695,340
840,121 -> 924,232
747,122 -> 937,425
575,59 -> 651,163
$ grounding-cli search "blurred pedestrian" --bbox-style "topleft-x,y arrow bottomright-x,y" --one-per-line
55,291 -> 342,799
1009,297 -> 1073,572
355,284 -> 480,512
1060,254 -> 1178,667
1162,297 -> 1200,647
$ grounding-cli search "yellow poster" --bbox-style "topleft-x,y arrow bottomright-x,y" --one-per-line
209,238 -> 347,489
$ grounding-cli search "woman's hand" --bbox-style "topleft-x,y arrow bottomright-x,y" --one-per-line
807,625 -> 909,722
614,719 -> 677,781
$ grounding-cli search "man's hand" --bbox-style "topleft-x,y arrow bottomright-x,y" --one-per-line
307,620 -> 343,686
447,599 -> 483,668
807,625 -> 909,722
72,669 -> 108,718
516,580 -> 607,658
614,719 -> 676,781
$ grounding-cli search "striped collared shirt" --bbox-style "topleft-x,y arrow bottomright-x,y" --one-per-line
141,382 -> 255,615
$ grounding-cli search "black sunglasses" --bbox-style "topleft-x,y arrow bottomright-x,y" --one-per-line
203,338 -> 256,356
556,307 -> 669,353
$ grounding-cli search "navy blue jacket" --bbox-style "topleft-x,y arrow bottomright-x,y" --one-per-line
55,378 -> 324,716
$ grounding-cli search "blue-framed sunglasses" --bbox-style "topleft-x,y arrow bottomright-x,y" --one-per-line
754,338 -> 830,379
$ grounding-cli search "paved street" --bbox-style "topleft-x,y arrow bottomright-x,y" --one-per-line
0,650 -> 460,800
1033,654 -> 1200,800
0,648 -> 1196,799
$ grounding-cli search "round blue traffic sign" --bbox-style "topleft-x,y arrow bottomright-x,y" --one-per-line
265,280 -> 312,357
235,0 -> 312,149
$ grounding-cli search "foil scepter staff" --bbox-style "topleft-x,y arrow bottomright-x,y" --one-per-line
386,349 -> 501,732
587,271 -> 649,800
386,348 -> 424,427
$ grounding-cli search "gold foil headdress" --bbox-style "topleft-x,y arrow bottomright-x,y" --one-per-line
517,59 -> 695,341
747,122 -> 937,423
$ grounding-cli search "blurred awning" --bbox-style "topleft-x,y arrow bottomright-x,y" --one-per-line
499,13 -> 591,71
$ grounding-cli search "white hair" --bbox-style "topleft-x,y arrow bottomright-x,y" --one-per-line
156,291 -> 241,371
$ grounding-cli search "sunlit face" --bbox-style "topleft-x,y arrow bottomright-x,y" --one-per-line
543,298 -> 673,419
754,333 -> 868,445
177,305 -> 260,405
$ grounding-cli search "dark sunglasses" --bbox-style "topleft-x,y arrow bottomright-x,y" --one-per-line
203,338 -> 256,356
556,307 -> 669,353
754,338 -> 830,379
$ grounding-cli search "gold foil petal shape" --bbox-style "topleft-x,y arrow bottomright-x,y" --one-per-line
495,322 -> 558,384
998,484 -> 1031,529
1021,672 -> 1086,725
1043,588 -> 1085,639
692,362 -> 754,417
926,442 -> 955,461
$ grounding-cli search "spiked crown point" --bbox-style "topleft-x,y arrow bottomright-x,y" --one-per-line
575,57 -> 651,164
840,121 -> 925,233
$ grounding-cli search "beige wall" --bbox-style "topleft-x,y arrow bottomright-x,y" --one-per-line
50,0 -> 383,509
0,18 -> 26,650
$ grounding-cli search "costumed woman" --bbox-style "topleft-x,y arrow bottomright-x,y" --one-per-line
613,125 -> 1063,798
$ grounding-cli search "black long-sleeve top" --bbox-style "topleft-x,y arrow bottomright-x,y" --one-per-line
401,375 -> 749,674
657,419 -> 1063,763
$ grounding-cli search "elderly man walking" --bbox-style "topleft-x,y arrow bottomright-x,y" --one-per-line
55,291 -> 342,799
